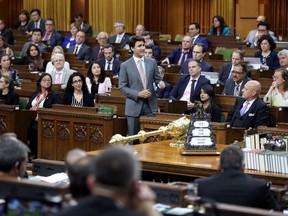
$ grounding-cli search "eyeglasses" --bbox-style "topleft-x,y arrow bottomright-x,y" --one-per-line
42,79 -> 51,83
232,70 -> 244,75
258,29 -> 267,32
72,79 -> 82,84
98,37 -> 107,40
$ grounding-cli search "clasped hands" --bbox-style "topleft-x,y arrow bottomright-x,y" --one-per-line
138,81 -> 165,98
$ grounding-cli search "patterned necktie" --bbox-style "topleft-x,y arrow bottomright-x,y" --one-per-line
240,101 -> 249,116
234,85 -> 240,96
137,59 -> 146,89
189,80 -> 196,102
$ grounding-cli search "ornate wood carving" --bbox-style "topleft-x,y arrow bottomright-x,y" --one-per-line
57,122 -> 70,141
41,120 -> 54,138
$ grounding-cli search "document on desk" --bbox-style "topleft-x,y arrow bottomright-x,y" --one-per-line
30,172 -> 69,184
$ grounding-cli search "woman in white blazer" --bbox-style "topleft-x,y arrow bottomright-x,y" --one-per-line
86,61 -> 112,95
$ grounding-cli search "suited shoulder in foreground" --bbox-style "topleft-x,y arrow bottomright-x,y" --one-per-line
195,145 -> 281,211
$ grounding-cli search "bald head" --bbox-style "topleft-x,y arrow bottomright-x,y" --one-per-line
241,80 -> 261,101
65,148 -> 87,168
257,15 -> 266,23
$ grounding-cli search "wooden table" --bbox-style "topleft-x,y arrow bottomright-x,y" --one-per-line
89,140 -> 288,186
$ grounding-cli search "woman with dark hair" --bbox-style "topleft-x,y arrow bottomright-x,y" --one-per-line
208,15 -> 231,36
255,35 -> 280,70
197,84 -> 221,122
85,61 -> 112,95
14,9 -> 30,31
0,36 -> 13,58
16,44 -> 47,72
26,73 -> 61,158
0,54 -> 19,83
63,72 -> 94,107
0,75 -> 19,105
26,73 -> 61,110
264,67 -> 288,106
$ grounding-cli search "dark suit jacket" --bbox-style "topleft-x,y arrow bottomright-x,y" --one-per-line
218,62 -> 232,85
108,34 -> 130,48
254,50 -> 280,70
222,76 -> 251,96
67,43 -> 92,61
0,28 -> 14,45
98,58 -> 122,76
80,22 -> 92,35
25,91 -> 61,110
166,48 -> 193,65
90,46 -> 105,61
0,90 -> 19,105
62,92 -> 94,107
155,80 -> 172,98
151,44 -> 161,60
226,97 -> 269,128
195,169 -> 281,210
179,59 -> 213,74
170,75 -> 210,102
56,196 -> 142,216
45,31 -> 63,46
26,19 -> 46,35
193,35 -> 209,51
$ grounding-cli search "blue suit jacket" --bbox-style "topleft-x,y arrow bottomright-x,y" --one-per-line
166,48 -> 193,65
98,58 -> 122,76
170,75 -> 210,102
46,31 -> 63,46
67,43 -> 92,61
226,97 -> 269,128
61,36 -> 76,49
179,59 -> 213,74
152,44 -> 161,60
193,35 -> 209,51
108,34 -> 130,48
254,50 -> 280,70
155,80 -> 172,98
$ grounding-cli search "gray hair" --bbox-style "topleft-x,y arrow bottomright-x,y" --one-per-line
51,53 -> 65,62
278,49 -> 288,58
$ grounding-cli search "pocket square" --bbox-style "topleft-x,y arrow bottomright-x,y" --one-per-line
248,113 -> 255,116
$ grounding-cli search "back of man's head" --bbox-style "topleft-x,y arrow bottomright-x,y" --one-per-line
220,145 -> 244,171
93,146 -> 141,192
0,133 -> 30,177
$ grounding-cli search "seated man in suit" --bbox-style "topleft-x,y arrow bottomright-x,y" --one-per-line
218,49 -> 246,85
20,29 -> 47,58
188,22 -> 209,51
142,31 -> 161,61
0,19 -> 14,45
154,66 -> 172,98
67,30 -> 92,61
0,133 -> 29,178
170,59 -> 210,111
98,44 -> 122,76
90,31 -> 109,61
26,8 -> 46,35
249,21 -> 277,48
58,146 -> 160,216
108,20 -> 130,48
244,15 -> 277,47
74,12 -> 92,36
42,18 -> 63,47
226,80 -> 269,128
162,35 -> 193,66
145,45 -> 160,65
278,49 -> 288,68
222,62 -> 251,96
179,43 -> 213,74
195,145 -> 281,210
47,53 -> 76,89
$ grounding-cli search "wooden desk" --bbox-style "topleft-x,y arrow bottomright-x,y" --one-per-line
37,105 -> 127,160
0,105 -> 37,143
89,140 -> 288,186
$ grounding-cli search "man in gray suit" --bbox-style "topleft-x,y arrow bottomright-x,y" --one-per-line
119,36 -> 165,143
47,53 -> 76,89
222,62 -> 251,97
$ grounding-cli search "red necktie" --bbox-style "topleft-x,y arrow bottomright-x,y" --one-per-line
73,46 -> 79,55
98,47 -> 103,59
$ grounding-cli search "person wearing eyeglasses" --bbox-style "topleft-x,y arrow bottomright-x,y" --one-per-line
42,18 -> 63,47
62,72 -> 94,107
264,67 -> 288,106
26,73 -> 62,158
249,21 -> 277,48
90,32 -> 109,61
244,16 -> 277,47
222,62 -> 251,97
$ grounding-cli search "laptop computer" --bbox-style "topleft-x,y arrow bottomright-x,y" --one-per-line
244,57 -> 262,69
201,72 -> 219,84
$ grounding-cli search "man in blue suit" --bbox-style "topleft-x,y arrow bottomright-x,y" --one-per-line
162,35 -> 193,66
179,43 -> 213,74
227,80 -> 269,128
42,18 -> 63,47
98,44 -> 122,76
170,59 -> 210,112
188,23 -> 209,51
